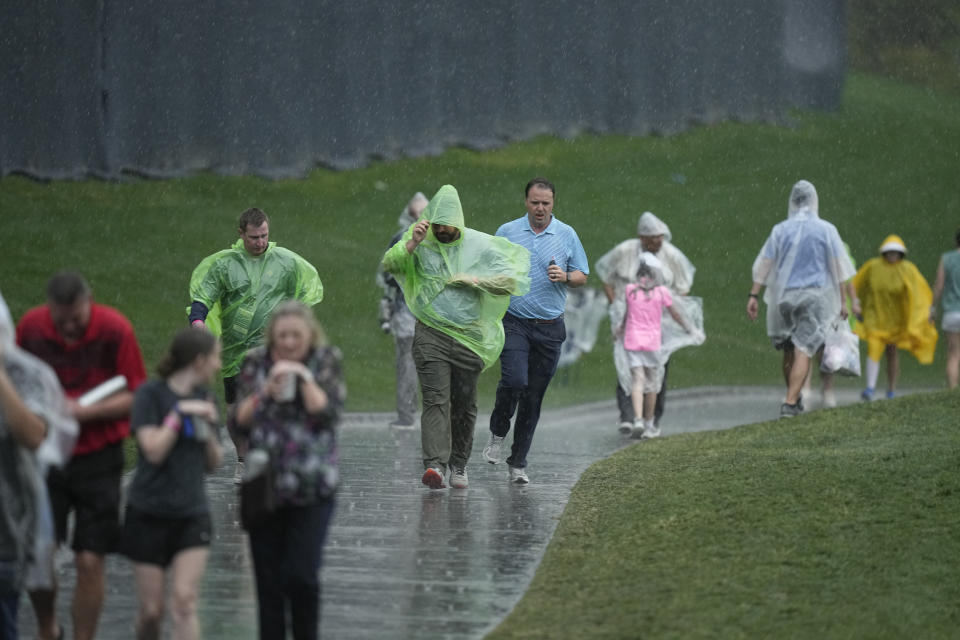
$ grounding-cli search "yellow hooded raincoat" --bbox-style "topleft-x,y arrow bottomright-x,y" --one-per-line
853,235 -> 937,363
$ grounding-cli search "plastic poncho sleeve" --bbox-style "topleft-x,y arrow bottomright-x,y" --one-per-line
853,258 -> 937,364
187,240 -> 323,376
381,184 -> 530,368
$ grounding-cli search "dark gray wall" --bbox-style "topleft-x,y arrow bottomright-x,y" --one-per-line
0,0 -> 845,180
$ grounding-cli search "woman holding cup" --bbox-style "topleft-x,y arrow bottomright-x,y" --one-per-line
120,326 -> 223,640
234,300 -> 345,640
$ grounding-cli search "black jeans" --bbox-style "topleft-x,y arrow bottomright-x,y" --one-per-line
248,499 -> 335,640
489,313 -> 565,468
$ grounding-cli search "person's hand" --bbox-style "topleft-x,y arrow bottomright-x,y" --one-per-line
691,329 -> 706,345
547,263 -> 567,283
176,399 -> 219,423
411,220 -> 429,245
66,397 -> 82,420
449,273 -> 479,287
266,360 -> 313,400
746,296 -> 759,321
851,299 -> 861,320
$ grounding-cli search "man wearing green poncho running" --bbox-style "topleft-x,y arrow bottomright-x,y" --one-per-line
382,185 -> 530,490
188,208 -> 323,482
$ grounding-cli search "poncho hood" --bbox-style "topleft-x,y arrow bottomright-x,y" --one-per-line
637,211 -> 671,241
787,180 -> 819,219
879,234 -> 907,255
422,184 -> 465,232
396,192 -> 428,231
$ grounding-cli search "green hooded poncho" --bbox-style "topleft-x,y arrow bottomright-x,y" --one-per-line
381,185 -> 530,369
188,239 -> 323,376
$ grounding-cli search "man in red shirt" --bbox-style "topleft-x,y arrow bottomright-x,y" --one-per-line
17,271 -> 146,640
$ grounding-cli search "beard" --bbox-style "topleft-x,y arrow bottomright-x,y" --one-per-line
434,229 -> 459,243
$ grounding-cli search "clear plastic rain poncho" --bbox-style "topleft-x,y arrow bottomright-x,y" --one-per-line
595,212 -> 703,393
189,240 -> 324,377
0,291 -> 77,593
381,184 -> 531,369
853,234 -> 938,364
752,180 -> 855,357
375,192 -> 430,339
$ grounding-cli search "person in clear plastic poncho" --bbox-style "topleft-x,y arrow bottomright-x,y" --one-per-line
382,185 -> 530,489
853,234 -> 937,400
188,207 -> 323,482
595,210 -> 702,431
0,291 -> 76,633
375,192 -> 429,428
747,180 -> 857,418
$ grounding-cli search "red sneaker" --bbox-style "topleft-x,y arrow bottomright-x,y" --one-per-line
421,467 -> 446,489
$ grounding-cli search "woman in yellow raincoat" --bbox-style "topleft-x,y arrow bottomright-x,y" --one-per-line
853,234 -> 938,400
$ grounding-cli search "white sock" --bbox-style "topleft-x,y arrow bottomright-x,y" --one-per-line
865,358 -> 880,389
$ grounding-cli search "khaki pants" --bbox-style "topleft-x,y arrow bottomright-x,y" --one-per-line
412,322 -> 483,472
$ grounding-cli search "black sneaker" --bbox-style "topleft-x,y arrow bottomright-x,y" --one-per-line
780,402 -> 802,418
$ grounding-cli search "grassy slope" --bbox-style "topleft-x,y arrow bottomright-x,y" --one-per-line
2,73 -> 958,410
488,390 -> 960,639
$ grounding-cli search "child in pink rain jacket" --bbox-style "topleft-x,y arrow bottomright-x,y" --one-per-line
623,253 -> 702,438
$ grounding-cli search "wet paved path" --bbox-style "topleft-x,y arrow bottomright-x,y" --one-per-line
18,386 -> 870,639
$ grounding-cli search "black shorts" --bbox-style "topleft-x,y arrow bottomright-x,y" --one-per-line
47,443 -> 124,554
223,375 -> 237,404
120,507 -> 213,568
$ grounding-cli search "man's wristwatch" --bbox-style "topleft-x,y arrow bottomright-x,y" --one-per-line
748,293 -> 758,299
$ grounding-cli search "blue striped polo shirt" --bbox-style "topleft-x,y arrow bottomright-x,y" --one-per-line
495,214 -> 589,320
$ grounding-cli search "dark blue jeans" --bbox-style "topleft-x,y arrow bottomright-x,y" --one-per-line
0,593 -> 18,640
248,499 -> 335,640
489,313 -> 565,468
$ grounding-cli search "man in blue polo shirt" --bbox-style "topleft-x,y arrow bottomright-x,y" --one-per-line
483,177 -> 589,483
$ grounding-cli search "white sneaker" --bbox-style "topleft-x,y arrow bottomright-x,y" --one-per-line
233,460 -> 246,485
449,466 -> 468,489
618,421 -> 633,434
483,433 -> 504,464
509,466 -> 529,484
642,425 -> 662,439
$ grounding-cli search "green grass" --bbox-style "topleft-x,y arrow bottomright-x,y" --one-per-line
487,389 -> 960,639
2,72 -> 958,410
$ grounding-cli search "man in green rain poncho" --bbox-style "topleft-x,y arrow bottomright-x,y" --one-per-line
188,207 -> 323,482
382,185 -> 530,490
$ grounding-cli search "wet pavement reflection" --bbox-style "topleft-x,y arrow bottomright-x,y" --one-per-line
18,386 -> 868,639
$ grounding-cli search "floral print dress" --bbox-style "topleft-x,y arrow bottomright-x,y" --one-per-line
236,344 -> 345,506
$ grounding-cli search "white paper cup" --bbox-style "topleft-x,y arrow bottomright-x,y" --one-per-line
275,372 -> 297,402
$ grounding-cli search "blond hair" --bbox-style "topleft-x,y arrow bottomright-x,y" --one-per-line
265,300 -> 326,350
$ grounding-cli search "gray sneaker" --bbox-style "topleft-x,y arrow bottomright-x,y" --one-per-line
509,466 -> 529,484
483,433 -> 505,464
618,421 -> 633,434
780,402 -> 802,418
449,466 -> 468,489
641,424 -> 662,439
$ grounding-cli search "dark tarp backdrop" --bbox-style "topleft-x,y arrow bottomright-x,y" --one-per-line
0,0 -> 845,180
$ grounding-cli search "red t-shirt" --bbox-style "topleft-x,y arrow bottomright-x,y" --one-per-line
16,303 -> 147,456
